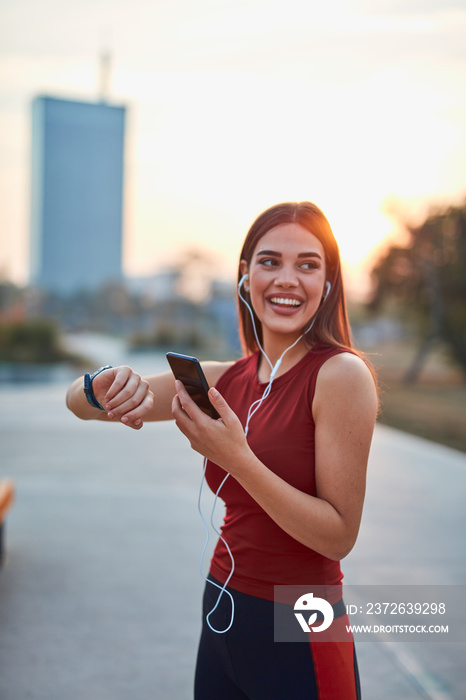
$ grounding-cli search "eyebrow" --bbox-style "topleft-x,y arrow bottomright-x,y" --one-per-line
256,249 -> 322,260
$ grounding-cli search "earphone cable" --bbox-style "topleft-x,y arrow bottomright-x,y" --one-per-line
198,458 -> 235,634
197,277 -> 325,633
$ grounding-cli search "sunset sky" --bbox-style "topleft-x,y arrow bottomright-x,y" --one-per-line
1,0 -> 465,297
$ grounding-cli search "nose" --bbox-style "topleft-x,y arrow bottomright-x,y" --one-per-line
274,264 -> 298,288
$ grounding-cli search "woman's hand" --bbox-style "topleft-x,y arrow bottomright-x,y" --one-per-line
172,380 -> 251,471
93,365 -> 155,430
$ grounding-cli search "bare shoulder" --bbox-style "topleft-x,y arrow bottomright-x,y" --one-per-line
202,360 -> 236,386
314,351 -> 378,416
318,351 -> 374,387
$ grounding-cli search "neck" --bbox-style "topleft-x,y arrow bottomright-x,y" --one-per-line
257,333 -> 309,382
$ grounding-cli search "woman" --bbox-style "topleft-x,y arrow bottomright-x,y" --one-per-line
66,202 -> 378,699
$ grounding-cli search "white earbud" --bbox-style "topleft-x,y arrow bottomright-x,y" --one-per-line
323,281 -> 331,301
238,273 -> 249,290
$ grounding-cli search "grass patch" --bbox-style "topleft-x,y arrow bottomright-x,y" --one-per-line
361,340 -> 466,454
377,382 -> 466,453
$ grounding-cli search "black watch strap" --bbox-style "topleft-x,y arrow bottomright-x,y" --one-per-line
83,365 -> 113,410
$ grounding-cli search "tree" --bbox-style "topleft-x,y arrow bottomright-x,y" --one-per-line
0,319 -> 69,363
368,201 -> 466,381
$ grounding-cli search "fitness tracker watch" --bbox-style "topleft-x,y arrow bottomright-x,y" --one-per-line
83,365 -> 113,410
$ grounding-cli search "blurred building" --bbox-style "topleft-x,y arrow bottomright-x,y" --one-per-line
30,95 -> 126,295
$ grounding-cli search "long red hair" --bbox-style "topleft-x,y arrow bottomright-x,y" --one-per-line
237,201 -> 353,355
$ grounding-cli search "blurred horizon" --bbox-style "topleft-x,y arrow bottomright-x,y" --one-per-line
1,0 -> 466,298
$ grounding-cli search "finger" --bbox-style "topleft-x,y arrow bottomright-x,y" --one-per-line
106,373 -> 139,409
106,375 -> 147,414
122,415 -> 143,430
174,380 -> 205,421
171,394 -> 193,438
104,366 -> 133,403
208,387 -> 232,422
119,391 -> 154,428
123,417 -> 144,430
108,381 -> 151,420
171,390 -> 192,424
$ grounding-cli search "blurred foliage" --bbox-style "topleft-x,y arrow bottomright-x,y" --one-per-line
368,201 -> 466,380
0,319 -> 81,364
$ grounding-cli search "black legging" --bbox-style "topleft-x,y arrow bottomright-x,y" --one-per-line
194,576 -> 361,700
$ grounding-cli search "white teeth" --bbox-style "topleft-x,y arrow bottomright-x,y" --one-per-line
270,297 -> 301,307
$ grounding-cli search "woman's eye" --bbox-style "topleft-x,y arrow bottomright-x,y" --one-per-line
257,258 -> 319,270
259,258 -> 278,267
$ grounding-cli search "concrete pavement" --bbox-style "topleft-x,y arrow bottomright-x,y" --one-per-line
1,381 -> 465,699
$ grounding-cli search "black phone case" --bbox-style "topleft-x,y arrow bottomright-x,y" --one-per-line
166,352 -> 220,419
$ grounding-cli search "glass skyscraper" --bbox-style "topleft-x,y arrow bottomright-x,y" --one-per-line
30,96 -> 126,294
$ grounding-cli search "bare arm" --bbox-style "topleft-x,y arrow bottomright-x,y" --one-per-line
65,361 -> 233,429
172,353 -> 377,560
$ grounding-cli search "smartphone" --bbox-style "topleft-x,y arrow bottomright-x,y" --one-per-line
166,352 -> 220,419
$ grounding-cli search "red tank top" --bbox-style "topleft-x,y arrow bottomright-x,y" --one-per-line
205,345 -> 349,601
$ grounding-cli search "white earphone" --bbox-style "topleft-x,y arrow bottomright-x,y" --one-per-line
238,273 -> 249,290
201,273 -> 333,633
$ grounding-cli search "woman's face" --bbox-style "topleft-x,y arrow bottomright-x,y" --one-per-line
240,222 -> 327,346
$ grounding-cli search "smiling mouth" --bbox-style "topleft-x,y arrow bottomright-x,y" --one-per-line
269,297 -> 302,308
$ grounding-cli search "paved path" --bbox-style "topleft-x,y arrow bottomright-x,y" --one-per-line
1,382 -> 465,699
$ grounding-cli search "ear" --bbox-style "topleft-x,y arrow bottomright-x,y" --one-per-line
240,259 -> 248,278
